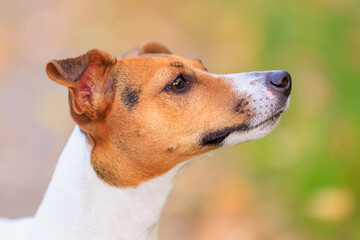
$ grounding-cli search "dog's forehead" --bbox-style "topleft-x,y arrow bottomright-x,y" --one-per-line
119,54 -> 204,70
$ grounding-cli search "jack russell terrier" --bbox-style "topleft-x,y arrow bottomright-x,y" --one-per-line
0,41 -> 291,240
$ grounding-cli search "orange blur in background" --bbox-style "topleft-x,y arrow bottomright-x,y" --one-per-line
0,0 -> 359,239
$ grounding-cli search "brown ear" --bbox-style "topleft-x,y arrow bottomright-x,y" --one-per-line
121,41 -> 172,59
46,49 -> 116,120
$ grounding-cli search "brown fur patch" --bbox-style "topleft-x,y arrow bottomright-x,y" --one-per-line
121,86 -> 140,111
86,55 -> 253,187
48,47 -> 255,188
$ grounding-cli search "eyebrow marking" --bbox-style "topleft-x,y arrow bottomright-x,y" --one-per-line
170,62 -> 184,68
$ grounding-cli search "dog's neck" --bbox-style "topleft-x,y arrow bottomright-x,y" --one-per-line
31,126 -> 189,240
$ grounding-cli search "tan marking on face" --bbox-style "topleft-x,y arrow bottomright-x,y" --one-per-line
83,55 -> 254,187
46,45 -> 257,187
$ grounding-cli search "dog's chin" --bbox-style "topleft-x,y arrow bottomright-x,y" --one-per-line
222,113 -> 282,147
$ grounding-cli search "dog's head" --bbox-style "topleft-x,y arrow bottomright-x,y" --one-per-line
46,41 -> 291,187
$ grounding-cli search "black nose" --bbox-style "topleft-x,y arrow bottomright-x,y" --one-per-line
267,71 -> 292,96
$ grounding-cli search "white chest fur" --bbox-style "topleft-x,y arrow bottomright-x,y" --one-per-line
30,126 -> 190,240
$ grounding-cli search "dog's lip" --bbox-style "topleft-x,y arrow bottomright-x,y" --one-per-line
200,110 -> 283,146
248,110 -> 283,130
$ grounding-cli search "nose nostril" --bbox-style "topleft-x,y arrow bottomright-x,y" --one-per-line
269,72 -> 291,89
267,71 -> 292,96
280,76 -> 289,88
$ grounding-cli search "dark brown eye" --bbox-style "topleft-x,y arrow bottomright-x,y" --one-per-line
169,75 -> 186,90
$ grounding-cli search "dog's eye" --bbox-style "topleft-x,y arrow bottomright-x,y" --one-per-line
169,75 -> 186,91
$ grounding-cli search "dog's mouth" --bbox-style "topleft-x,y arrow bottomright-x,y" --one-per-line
200,111 -> 283,146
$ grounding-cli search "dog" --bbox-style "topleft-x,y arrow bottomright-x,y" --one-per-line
0,41 -> 291,240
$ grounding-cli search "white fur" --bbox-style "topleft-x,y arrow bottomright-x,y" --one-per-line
1,126 -> 192,240
221,71 -> 290,146
0,217 -> 33,240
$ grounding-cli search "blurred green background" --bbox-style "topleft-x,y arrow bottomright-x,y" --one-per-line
0,0 -> 359,239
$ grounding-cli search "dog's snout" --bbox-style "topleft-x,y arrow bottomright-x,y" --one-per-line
267,71 -> 292,97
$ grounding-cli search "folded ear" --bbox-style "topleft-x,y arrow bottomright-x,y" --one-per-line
121,41 -> 172,59
46,49 -> 116,121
